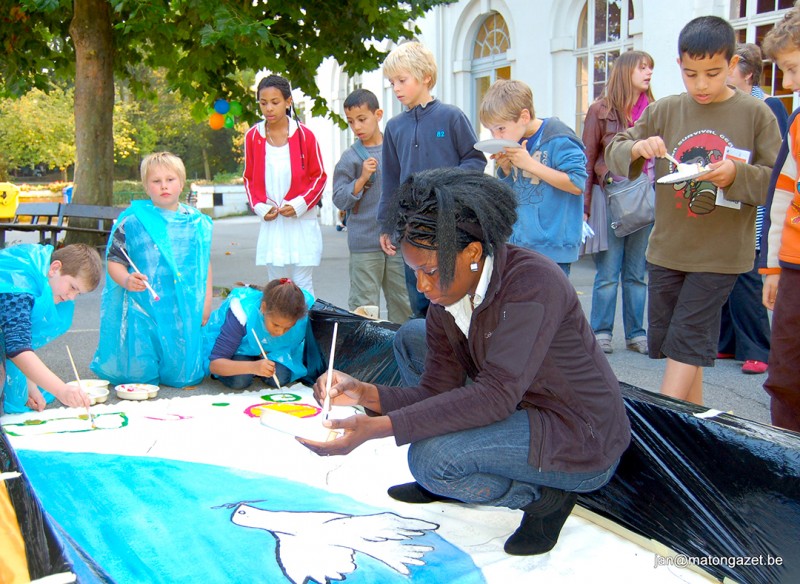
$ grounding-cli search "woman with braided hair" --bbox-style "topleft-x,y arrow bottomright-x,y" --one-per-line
299,167 -> 630,556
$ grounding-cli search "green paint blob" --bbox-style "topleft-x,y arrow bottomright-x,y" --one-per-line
212,402 -> 230,407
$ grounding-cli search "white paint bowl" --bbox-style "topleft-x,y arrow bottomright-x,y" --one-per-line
115,383 -> 160,400
67,380 -> 110,404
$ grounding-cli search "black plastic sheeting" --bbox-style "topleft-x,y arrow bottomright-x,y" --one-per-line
579,384 -> 800,584
4,304 -> 799,583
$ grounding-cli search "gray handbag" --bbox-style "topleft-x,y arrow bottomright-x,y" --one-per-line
604,173 -> 655,238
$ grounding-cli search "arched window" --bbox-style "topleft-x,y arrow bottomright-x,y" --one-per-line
730,0 -> 796,115
574,0 -> 635,133
472,13 -> 512,139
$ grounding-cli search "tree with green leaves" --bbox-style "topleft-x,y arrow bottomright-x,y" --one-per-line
1,0 -> 453,218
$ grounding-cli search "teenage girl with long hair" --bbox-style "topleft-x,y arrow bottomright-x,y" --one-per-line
582,51 -> 655,355
243,74 -> 327,296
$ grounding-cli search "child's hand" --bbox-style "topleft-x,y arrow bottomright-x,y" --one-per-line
379,233 -> 396,256
26,383 -> 47,411
278,204 -> 297,218
763,274 -> 779,311
361,157 -> 378,180
492,151 -> 513,175
502,141 -> 533,172
125,272 -> 150,293
263,206 -> 279,221
52,381 -> 91,410
701,159 -> 736,189
252,358 -> 276,378
631,137 -> 667,160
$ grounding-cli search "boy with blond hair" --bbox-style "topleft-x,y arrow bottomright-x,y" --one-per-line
606,16 -> 781,405
759,5 -> 800,431
0,243 -> 102,413
333,89 -> 411,324
479,79 -> 587,275
92,152 -> 213,387
378,41 -> 486,318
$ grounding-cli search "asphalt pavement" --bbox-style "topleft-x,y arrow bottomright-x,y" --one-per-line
30,215 -> 771,425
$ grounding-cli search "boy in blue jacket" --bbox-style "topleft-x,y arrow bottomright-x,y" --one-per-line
480,79 -> 587,275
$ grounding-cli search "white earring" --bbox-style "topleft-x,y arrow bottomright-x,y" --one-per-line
470,262 -> 479,272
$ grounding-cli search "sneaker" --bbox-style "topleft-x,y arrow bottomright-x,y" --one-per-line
504,487 -> 578,556
626,338 -> 648,354
716,352 -> 735,360
597,337 -> 613,354
741,360 -> 768,375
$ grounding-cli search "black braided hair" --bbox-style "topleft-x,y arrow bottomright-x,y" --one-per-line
391,168 -> 517,289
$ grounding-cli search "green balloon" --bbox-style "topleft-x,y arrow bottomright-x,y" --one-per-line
206,106 -> 215,116
224,115 -> 235,129
229,101 -> 243,116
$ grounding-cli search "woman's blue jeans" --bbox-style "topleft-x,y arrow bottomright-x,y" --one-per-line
392,319 -> 619,509
590,221 -> 651,341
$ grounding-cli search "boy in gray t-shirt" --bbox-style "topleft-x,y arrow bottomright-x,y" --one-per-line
332,89 -> 410,324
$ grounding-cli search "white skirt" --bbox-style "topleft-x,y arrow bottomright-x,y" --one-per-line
255,209 -> 323,267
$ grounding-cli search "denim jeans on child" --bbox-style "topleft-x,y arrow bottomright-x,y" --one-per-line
590,221 -> 651,341
215,354 -> 292,390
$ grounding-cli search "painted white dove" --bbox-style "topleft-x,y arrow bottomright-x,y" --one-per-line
231,504 -> 439,583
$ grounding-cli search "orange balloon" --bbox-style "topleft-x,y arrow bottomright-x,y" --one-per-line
209,112 -> 225,130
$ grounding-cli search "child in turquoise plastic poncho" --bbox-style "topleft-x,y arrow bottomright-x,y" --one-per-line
0,243 -> 103,413
204,279 -> 315,389
91,152 -> 213,387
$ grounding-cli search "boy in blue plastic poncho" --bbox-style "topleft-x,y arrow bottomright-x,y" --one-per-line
91,152 -> 213,387
0,243 -> 103,413
203,279 -> 316,389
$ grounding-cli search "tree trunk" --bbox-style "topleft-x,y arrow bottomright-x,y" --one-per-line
202,147 -> 211,181
68,0 -> 114,243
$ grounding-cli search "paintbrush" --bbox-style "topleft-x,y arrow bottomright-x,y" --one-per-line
66,345 -> 94,429
119,247 -> 160,301
322,321 -> 339,422
663,151 -> 681,167
251,328 -> 282,389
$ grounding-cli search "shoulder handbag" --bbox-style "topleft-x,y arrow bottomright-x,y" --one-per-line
604,173 -> 655,238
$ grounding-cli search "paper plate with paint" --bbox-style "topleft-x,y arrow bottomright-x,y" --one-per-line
67,380 -> 110,404
657,163 -> 711,184
473,138 -> 521,154
116,383 -> 160,400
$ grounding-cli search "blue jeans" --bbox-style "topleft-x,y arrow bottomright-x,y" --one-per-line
590,221 -> 651,340
408,410 -> 620,509
215,355 -> 292,390
393,318 -> 428,387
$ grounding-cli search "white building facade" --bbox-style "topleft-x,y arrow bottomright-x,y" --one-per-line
297,0 -> 795,225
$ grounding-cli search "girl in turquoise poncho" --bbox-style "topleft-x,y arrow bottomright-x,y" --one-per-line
203,279 -> 315,389
91,152 -> 213,387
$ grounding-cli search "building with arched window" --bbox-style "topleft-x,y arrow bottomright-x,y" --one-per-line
302,0 -> 796,225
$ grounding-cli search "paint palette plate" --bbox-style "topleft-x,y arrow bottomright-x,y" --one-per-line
116,383 -> 160,400
657,165 -> 712,184
473,138 -> 521,154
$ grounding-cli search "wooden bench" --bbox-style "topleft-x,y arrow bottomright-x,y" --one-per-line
57,204 -> 123,238
0,202 -> 62,249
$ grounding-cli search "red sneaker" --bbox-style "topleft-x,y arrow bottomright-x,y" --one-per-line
716,352 -> 735,360
741,360 -> 768,374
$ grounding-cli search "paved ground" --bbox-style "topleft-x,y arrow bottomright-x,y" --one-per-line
32,215 -> 771,425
